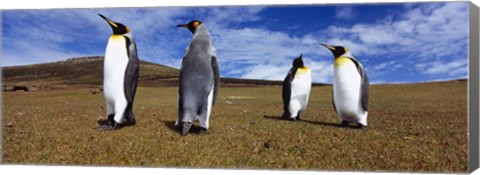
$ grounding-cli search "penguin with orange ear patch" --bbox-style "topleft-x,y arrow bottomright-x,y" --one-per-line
282,54 -> 312,121
321,44 -> 369,129
175,20 -> 219,136
97,14 -> 139,131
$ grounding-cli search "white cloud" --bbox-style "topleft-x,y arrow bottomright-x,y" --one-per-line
415,58 -> 468,76
239,57 -> 332,83
307,58 -> 333,83
1,2 -> 469,84
96,7 -> 193,68
204,6 -> 264,29
2,39 -> 85,66
324,2 -> 468,59
381,80 -> 411,84
211,25 -> 333,82
321,2 -> 468,82
1,8 -> 191,67
335,6 -> 357,20
240,64 -> 290,80
370,80 -> 386,85
369,60 -> 402,74
1,10 -> 102,66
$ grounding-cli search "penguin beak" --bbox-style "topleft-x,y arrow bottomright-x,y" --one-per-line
176,24 -> 188,28
320,43 -> 336,51
98,14 -> 118,29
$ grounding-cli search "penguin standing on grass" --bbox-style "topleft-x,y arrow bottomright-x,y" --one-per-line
97,14 -> 139,130
176,20 -> 220,136
321,44 -> 369,128
282,54 -> 312,121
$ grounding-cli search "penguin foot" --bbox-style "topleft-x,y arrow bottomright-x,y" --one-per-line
285,117 -> 297,122
126,116 -> 136,126
280,115 -> 297,121
180,122 -> 192,136
341,120 -> 349,127
295,116 -> 301,121
96,115 -> 122,131
96,122 -> 121,131
198,128 -> 208,135
357,123 -> 366,129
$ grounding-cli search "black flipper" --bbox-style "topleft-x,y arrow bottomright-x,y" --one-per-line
123,36 -> 140,124
282,67 -> 297,118
211,56 -> 220,105
177,58 -> 186,126
361,72 -> 369,111
332,89 -> 337,113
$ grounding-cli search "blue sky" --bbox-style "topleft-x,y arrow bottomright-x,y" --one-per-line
1,2 -> 469,84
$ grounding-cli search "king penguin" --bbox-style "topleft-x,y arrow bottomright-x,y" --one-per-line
175,20 -> 220,136
281,54 -> 312,121
321,44 -> 369,128
97,14 -> 139,130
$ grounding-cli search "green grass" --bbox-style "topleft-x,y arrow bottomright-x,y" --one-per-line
2,81 -> 467,173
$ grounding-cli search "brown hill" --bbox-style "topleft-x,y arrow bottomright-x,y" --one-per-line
2,56 -> 179,88
2,56 -> 328,90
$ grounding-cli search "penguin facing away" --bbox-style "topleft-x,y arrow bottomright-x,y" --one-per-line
97,14 -> 139,130
176,20 -> 220,136
281,54 -> 312,121
321,44 -> 369,129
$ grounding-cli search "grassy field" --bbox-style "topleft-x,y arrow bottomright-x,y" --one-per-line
2,80 -> 467,173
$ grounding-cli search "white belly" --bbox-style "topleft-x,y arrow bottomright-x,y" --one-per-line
288,71 -> 312,117
334,62 -> 365,123
103,36 -> 129,104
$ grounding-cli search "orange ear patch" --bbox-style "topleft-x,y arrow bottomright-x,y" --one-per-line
193,21 -> 199,28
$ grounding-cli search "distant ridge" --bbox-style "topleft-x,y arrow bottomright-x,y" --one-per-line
2,56 -> 179,87
2,56 -> 329,89
375,78 -> 467,85
221,77 -> 329,87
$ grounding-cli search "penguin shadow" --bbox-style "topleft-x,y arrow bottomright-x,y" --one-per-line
162,120 -> 209,135
263,115 -> 296,121
97,119 -> 108,125
263,115 -> 362,129
95,119 -> 130,130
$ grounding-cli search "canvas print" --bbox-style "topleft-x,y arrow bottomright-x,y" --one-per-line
1,1 -> 471,173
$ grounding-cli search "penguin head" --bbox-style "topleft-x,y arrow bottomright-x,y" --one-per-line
98,14 -> 130,35
321,43 -> 348,58
177,20 -> 203,34
293,54 -> 304,68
